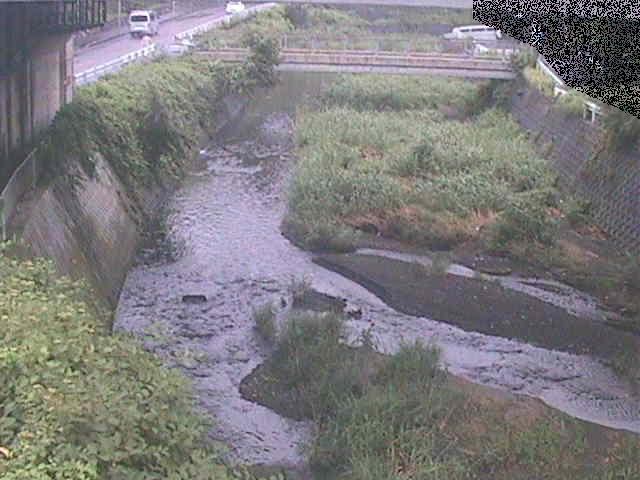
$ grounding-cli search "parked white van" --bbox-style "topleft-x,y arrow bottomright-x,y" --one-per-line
129,10 -> 160,38
444,25 -> 502,41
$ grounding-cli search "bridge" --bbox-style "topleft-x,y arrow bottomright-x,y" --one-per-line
197,48 -> 515,79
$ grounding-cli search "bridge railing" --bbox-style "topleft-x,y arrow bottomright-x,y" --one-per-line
74,44 -> 159,86
536,56 -> 602,123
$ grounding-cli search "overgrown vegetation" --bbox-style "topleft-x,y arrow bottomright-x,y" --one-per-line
258,312 -> 640,479
199,5 -> 466,54
197,6 -> 294,49
523,65 -> 556,96
287,75 -> 556,252
0,250 -> 235,479
39,33 -> 279,209
600,105 -> 640,154
253,302 -> 277,342
554,91 -> 588,118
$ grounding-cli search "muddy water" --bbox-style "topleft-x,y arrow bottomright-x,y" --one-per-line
115,72 -> 640,471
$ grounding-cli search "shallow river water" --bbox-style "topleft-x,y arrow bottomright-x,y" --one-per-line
115,72 -> 640,472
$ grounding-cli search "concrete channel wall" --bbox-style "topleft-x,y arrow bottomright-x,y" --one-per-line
508,84 -> 640,253
20,94 -> 248,307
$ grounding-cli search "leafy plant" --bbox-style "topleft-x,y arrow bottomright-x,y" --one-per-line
253,302 -> 277,342
0,254 -> 232,479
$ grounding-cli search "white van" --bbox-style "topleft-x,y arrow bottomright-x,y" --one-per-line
444,25 -> 502,41
129,10 -> 160,38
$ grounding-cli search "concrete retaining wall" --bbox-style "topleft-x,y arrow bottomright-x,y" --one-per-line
509,83 -> 640,253
20,93 -> 248,308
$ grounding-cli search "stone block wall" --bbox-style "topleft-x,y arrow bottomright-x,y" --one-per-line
509,84 -> 640,252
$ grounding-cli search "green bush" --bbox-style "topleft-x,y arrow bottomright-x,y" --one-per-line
322,74 -> 483,113
489,190 -> 559,249
197,6 -> 293,48
510,45 -> 538,72
523,65 -> 556,97
600,106 -> 640,154
272,313 -> 369,418
0,253 -> 231,479
253,302 -> 277,342
40,57 -> 233,197
554,91 -> 588,118
289,76 -> 557,253
563,196 -> 593,227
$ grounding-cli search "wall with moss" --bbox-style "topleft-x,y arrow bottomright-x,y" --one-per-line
14,55 -> 258,308
508,82 -> 640,253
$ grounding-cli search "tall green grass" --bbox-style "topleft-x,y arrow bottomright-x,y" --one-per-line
288,75 -> 557,251
264,312 -> 640,480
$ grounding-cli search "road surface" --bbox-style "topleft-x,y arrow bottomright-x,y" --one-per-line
74,7 -> 226,74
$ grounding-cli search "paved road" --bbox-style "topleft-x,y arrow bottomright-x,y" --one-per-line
74,7 -> 226,74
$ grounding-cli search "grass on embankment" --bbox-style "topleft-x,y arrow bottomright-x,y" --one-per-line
197,4 -> 467,52
285,74 -> 640,335
0,248 -> 236,479
286,74 -> 554,252
244,312 -> 640,480
39,28 -> 279,207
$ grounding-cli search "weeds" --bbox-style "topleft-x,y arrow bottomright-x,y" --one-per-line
430,252 -> 451,275
523,65 -> 557,97
0,254 -> 232,479
253,302 -> 277,342
273,312 -> 368,418
288,79 -> 554,254
259,314 -> 638,480
554,91 -> 589,118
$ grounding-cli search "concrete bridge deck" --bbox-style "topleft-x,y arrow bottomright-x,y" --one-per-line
197,48 -> 515,79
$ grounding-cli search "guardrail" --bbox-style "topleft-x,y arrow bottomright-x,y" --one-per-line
175,3 -> 278,41
536,56 -> 602,123
75,44 -> 158,85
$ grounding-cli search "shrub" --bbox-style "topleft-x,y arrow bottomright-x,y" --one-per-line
272,313 -> 369,418
563,196 -> 593,227
510,45 -> 538,72
0,254 -> 231,479
489,191 -> 559,249
39,57 -> 240,199
554,91 -> 588,118
523,65 -> 556,97
322,75 -> 483,113
600,105 -> 640,154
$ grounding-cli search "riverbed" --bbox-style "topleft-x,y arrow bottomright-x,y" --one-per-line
114,71 -> 640,473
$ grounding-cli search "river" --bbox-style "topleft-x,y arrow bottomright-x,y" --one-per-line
114,71 -> 640,474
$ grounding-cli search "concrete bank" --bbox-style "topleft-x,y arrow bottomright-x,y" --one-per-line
18,94 -> 248,308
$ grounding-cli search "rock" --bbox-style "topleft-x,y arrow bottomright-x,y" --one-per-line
345,305 -> 363,319
182,294 -> 207,304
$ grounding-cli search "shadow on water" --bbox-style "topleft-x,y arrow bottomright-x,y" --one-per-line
115,71 -> 640,474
